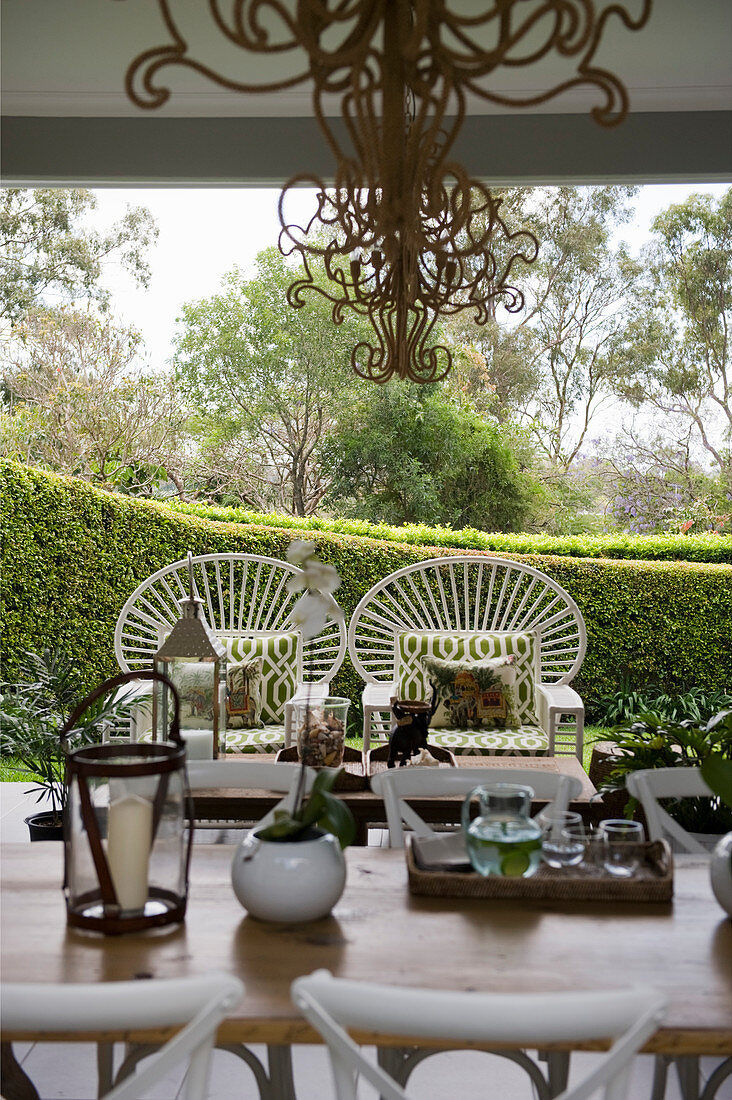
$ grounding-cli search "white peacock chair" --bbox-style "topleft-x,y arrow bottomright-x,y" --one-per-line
114,552 -> 347,753
348,555 -> 586,761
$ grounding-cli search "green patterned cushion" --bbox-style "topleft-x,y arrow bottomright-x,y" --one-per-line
429,725 -> 549,756
227,633 -> 300,724
226,656 -> 264,729
222,726 -> 286,754
396,631 -> 538,725
420,654 -> 521,729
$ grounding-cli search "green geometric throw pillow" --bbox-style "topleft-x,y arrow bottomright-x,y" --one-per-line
228,633 -> 300,725
396,631 -> 538,726
420,654 -> 522,729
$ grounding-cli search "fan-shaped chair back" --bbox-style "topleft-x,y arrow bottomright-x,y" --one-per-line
115,552 -> 346,684
348,555 -> 585,687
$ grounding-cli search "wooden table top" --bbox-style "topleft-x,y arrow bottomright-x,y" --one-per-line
1,843 -> 729,1055
192,754 -> 597,839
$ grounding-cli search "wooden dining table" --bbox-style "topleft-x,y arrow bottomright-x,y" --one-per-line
1,842 -> 730,1100
192,752 -> 598,843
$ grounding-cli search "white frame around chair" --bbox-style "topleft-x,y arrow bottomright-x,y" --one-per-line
291,969 -> 666,1100
113,552 -> 347,750
347,555 -> 587,760
2,973 -> 243,1100
370,766 -> 583,847
626,767 -> 717,854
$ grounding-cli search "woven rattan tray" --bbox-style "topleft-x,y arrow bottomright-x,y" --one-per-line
275,744 -> 367,790
406,837 -> 674,903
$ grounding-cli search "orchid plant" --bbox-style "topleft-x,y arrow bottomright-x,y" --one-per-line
257,541 -> 355,848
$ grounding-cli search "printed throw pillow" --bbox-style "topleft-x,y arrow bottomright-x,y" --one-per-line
226,656 -> 264,729
420,654 -> 521,730
227,633 -> 300,725
168,660 -> 217,730
396,631 -> 538,726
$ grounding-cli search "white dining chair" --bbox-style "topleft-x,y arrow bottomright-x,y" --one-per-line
186,758 -> 313,832
625,765 -> 727,1100
291,969 -> 666,1100
625,767 -> 717,853
1,973 -> 243,1100
370,765 -> 583,848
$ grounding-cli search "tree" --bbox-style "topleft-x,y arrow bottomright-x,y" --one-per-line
612,189 -> 731,491
443,186 -> 642,469
173,248 -> 372,515
1,308 -> 185,495
323,382 -> 540,531
0,189 -> 157,326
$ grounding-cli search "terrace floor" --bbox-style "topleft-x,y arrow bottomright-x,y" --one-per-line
2,783 -> 727,1100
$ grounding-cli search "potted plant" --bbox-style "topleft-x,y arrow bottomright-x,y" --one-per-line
598,707 -> 732,838
0,648 -> 136,839
230,541 -> 357,921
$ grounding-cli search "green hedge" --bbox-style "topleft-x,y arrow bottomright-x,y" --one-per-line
167,500 -> 732,563
2,462 -> 731,721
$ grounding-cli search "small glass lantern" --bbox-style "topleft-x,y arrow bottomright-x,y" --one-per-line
62,670 -> 193,935
152,552 -> 227,760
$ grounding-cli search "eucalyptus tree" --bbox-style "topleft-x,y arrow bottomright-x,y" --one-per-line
173,247 -> 372,515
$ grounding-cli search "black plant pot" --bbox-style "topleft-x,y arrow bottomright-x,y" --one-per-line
25,811 -> 64,842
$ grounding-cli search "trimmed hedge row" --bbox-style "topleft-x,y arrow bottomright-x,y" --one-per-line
2,462 -> 731,720
168,500 -> 732,563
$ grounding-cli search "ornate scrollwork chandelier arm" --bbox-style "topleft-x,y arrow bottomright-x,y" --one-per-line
441,0 -> 653,127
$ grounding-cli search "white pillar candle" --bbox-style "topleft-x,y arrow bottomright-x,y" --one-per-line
106,793 -> 153,912
181,728 -> 214,760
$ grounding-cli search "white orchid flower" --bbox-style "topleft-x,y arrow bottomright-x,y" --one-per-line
291,591 -> 330,639
286,540 -> 317,566
301,560 -> 341,594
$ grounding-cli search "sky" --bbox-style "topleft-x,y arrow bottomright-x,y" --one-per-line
91,183 -> 731,374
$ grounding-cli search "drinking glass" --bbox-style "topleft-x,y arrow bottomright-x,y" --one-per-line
600,819 -> 645,877
539,811 -> 585,868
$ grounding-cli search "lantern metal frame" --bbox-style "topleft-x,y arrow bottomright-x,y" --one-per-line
62,670 -> 194,936
152,551 -> 227,760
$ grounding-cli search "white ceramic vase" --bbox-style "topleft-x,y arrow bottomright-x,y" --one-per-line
231,827 -> 346,922
709,831 -> 732,918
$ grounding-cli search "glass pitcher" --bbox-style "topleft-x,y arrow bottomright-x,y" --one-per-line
461,783 -> 542,878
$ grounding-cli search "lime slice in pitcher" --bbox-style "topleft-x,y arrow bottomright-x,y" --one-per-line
500,850 -> 530,877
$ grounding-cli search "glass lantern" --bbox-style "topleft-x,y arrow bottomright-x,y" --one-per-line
152,552 -> 227,760
63,670 -> 193,935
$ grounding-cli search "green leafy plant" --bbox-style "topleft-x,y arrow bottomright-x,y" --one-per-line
591,682 -> 732,727
0,648 -> 136,825
600,708 -> 732,835
257,767 -> 356,848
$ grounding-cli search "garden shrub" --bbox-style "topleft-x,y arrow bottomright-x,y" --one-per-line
167,500 -> 732,564
2,461 -> 731,720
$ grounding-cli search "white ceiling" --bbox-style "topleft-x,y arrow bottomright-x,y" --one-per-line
2,0 -> 731,184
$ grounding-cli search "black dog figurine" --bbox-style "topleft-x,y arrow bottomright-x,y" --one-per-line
387,686 -> 439,768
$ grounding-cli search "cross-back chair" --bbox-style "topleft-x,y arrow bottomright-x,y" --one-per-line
626,767 -> 718,854
348,555 -> 586,761
1,973 -> 243,1100
114,552 -> 347,753
370,766 -> 583,848
291,969 -> 666,1100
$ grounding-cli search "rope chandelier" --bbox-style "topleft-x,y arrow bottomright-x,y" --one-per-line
123,1 -> 652,383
